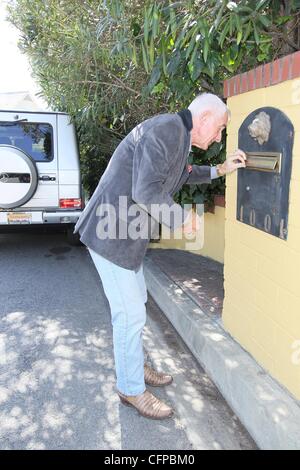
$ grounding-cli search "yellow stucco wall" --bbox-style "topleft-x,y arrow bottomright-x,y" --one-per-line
223,79 -> 300,400
149,206 -> 225,264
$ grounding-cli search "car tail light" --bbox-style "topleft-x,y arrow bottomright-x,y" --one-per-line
59,198 -> 82,209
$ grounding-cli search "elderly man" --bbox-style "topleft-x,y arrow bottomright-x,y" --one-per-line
73,93 -> 246,420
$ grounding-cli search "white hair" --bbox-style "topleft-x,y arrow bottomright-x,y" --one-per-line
188,93 -> 230,119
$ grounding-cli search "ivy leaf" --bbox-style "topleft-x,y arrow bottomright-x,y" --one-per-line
152,7 -> 159,39
252,21 -> 259,45
258,14 -> 271,28
194,192 -> 205,204
185,34 -> 197,60
169,4 -> 177,40
189,56 -> 204,81
230,43 -> 239,60
237,30 -> 242,45
148,63 -> 161,91
167,50 -> 182,75
141,40 -> 149,73
203,39 -> 209,63
257,53 -> 266,61
144,9 -> 149,44
219,21 -> 230,47
243,21 -> 252,42
275,15 -> 292,26
149,36 -> 154,67
255,0 -> 270,11
131,22 -> 141,37
151,82 -> 164,94
206,57 -> 216,78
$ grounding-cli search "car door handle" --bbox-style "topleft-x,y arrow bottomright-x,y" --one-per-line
39,175 -> 56,181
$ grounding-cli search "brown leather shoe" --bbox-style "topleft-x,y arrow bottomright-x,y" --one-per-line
144,363 -> 173,387
118,390 -> 174,420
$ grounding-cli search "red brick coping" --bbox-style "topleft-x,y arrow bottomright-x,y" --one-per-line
224,51 -> 300,98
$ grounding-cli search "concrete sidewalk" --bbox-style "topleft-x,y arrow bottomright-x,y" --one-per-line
144,248 -> 300,450
146,249 -> 224,320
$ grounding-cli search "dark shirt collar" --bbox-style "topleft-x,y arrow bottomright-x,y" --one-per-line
177,108 -> 193,132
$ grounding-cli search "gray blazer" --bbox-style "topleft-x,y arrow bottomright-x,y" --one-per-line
73,109 -> 212,271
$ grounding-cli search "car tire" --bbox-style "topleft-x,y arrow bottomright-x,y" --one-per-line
0,145 -> 38,209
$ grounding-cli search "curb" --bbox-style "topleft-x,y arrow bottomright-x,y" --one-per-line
144,256 -> 300,450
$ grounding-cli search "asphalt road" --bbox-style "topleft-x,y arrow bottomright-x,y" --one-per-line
0,229 -> 257,450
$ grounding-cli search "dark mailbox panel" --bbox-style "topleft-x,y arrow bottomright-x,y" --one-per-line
237,107 -> 294,240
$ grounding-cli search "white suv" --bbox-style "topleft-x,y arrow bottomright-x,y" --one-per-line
0,109 -> 84,244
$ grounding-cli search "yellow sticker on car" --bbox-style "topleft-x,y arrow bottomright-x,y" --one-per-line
7,212 -> 32,224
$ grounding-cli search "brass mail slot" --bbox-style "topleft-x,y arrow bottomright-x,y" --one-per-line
245,152 -> 282,173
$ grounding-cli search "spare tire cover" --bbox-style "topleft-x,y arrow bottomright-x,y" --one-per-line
0,145 -> 38,209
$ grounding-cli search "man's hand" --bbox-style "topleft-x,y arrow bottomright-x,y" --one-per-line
182,209 -> 201,237
217,149 -> 247,176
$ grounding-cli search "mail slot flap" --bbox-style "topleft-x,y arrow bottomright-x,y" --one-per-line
245,151 -> 281,173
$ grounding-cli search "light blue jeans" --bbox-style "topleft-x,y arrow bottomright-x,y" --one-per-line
88,247 -> 148,396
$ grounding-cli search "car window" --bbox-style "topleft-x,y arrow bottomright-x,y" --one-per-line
0,121 -> 53,162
